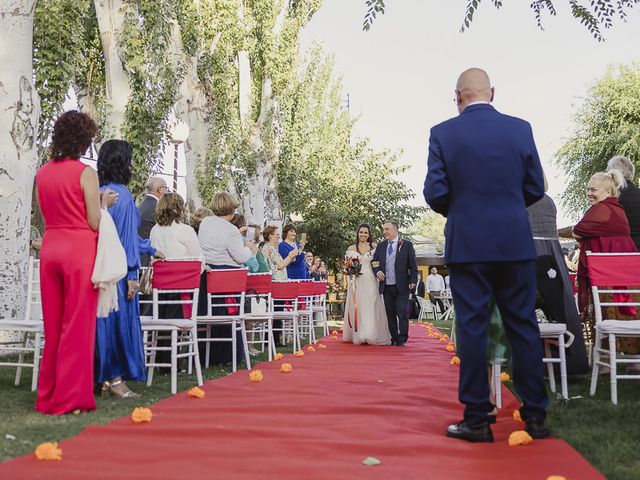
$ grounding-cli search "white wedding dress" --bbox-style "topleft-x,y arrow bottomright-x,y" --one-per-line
342,246 -> 392,345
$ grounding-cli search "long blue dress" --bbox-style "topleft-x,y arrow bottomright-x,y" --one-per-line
95,183 -> 155,383
278,241 -> 307,279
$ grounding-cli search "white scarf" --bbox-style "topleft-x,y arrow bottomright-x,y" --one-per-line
91,210 -> 127,317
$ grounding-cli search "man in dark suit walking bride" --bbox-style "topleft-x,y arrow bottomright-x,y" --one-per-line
372,220 -> 418,346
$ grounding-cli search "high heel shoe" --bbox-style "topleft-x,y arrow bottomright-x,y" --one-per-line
102,379 -> 141,398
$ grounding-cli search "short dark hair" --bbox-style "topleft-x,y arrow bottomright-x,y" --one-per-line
50,110 -> 98,161
282,224 -> 297,239
156,192 -> 185,226
97,140 -> 133,186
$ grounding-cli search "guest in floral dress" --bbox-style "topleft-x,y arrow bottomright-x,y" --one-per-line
262,226 -> 296,281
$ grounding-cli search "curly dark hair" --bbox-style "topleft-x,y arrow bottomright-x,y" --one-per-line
97,139 -> 133,186
50,110 -> 98,161
156,193 -> 185,226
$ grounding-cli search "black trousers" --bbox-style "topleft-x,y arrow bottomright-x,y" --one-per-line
383,285 -> 409,344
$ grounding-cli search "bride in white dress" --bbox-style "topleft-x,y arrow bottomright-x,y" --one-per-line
343,224 -> 392,345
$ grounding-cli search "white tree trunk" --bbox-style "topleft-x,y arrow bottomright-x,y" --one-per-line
169,20 -> 211,211
0,0 -> 41,324
94,0 -> 130,138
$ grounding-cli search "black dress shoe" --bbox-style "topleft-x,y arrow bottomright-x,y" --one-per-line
446,421 -> 494,443
525,419 -> 550,439
396,342 -> 406,347
389,340 -> 396,346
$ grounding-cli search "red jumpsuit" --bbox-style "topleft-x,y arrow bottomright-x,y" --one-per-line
35,158 -> 99,414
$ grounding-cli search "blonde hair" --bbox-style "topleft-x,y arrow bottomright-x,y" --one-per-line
189,207 -> 213,233
590,169 -> 626,198
210,192 -> 239,216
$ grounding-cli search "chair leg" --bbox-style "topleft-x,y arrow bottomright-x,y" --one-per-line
293,317 -> 299,353
31,332 -> 42,392
232,320 -> 237,373
492,361 -> 502,409
205,325 -> 212,369
191,327 -> 203,386
267,320 -> 274,361
147,331 -> 157,387
590,330 -> 601,396
609,333 -> 618,405
171,330 -> 178,395
241,321 -> 251,370
558,334 -> 568,400
14,332 -> 28,386
544,340 -> 556,394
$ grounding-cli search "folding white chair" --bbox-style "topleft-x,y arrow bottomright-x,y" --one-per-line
242,273 -> 274,360
311,281 -> 329,337
0,257 -> 44,391
416,296 -> 436,322
271,281 -> 301,353
539,322 -> 574,400
199,268 -> 250,372
297,281 -> 317,345
587,252 -> 640,404
140,260 -> 203,395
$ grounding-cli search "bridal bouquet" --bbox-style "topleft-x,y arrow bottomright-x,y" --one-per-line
344,250 -> 362,277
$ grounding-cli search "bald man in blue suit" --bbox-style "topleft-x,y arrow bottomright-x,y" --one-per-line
424,68 -> 549,443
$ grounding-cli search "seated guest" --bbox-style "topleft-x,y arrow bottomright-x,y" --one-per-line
189,207 -> 213,235
150,193 -> 202,261
278,224 -> 307,279
197,193 -> 258,365
309,256 -> 323,281
319,261 -> 329,280
227,213 -> 260,272
247,224 -> 270,273
607,155 -> 640,250
573,170 -> 638,345
262,226 -> 296,281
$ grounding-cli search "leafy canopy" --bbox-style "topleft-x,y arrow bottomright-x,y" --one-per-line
555,63 -> 640,214
363,1 -> 640,40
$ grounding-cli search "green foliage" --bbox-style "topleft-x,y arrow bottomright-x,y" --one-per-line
555,63 -> 640,214
408,210 -> 447,244
33,0 -> 93,161
278,48 -> 424,267
120,0 -> 183,196
364,1 -> 640,40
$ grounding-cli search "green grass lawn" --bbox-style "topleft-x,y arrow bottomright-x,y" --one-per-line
2,324 -> 640,480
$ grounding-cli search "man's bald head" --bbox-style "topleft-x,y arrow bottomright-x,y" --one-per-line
455,68 -> 494,113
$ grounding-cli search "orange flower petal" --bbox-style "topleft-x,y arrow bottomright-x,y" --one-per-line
307,346 -> 316,352
330,336 -> 338,340
450,356 -> 460,365
131,407 -> 153,423
249,370 -> 263,382
508,430 -> 533,446
445,343 -> 456,352
512,410 -> 522,422
330,330 -> 339,335
439,337 -> 448,343
318,344 -> 327,349
294,350 -> 305,357
187,387 -> 205,399
546,476 -> 568,480
34,442 -> 62,461
274,353 -> 284,361
280,363 -> 293,373
500,372 -> 511,383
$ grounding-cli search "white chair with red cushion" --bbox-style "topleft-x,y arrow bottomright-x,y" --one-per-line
0,257 -> 44,391
311,281 -> 329,337
242,273 -> 274,360
200,268 -> 250,372
140,260 -> 203,395
271,281 -> 301,353
297,280 -> 317,345
587,251 -> 640,404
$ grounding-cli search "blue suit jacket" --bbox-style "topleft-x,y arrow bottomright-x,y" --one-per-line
423,104 -> 545,264
371,239 -> 418,295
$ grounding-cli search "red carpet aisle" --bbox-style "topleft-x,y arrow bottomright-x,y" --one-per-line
2,323 -> 604,480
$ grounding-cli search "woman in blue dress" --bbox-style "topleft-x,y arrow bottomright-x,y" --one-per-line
278,224 -> 307,279
96,140 -> 163,398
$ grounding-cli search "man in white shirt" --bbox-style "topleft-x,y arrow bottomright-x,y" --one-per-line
426,266 -> 446,312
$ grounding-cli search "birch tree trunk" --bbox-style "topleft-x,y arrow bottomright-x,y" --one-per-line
169,21 -> 211,211
94,0 -> 130,138
0,0 -> 41,323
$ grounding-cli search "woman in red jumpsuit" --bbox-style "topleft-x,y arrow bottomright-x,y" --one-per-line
35,111 -> 115,414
